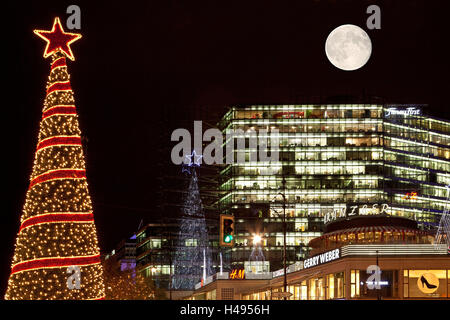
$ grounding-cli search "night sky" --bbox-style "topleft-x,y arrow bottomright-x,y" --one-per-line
3,0 -> 450,295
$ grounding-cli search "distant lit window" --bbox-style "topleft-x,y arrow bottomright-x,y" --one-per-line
151,239 -> 161,249
185,239 -> 198,247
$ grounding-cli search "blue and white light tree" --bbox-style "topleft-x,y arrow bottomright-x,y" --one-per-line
172,151 -> 214,290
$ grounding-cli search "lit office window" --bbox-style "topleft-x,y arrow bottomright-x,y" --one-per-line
185,239 -> 198,247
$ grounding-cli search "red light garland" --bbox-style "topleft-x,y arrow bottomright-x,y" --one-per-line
36,136 -> 82,151
46,80 -> 72,95
42,105 -> 77,119
19,212 -> 94,233
11,254 -> 101,275
51,56 -> 67,70
29,169 -> 86,189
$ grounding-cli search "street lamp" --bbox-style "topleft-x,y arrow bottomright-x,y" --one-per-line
253,234 -> 262,246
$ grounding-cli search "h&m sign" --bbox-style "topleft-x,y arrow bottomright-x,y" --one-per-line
229,269 -> 245,280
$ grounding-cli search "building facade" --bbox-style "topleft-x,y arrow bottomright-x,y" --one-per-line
136,221 -> 179,290
103,235 -> 137,273
217,104 -> 450,271
186,215 -> 450,300
187,247 -> 450,300
135,218 -> 222,293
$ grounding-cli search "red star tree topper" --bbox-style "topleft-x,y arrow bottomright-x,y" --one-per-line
34,17 -> 81,60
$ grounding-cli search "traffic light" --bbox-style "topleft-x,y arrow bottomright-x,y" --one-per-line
220,214 -> 235,246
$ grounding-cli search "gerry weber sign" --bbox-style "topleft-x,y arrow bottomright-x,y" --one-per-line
324,203 -> 390,225
304,248 -> 340,269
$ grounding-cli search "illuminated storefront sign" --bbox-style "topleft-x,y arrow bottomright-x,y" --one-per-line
272,269 -> 285,277
304,248 -> 340,269
324,204 -> 390,224
417,272 -> 439,294
385,107 -> 421,117
404,270 -> 447,298
229,269 -> 245,280
272,262 -> 303,278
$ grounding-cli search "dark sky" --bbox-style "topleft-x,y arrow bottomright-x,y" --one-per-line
2,0 -> 450,295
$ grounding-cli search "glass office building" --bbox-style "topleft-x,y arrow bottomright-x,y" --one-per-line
135,222 -> 178,290
135,218 -> 220,292
217,104 -> 450,271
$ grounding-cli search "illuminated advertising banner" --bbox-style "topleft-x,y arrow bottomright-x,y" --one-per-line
385,106 -> 422,117
324,204 -> 390,224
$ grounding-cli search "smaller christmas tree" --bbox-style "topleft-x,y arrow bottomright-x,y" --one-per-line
172,152 -> 214,290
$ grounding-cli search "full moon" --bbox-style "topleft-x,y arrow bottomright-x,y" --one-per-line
325,24 -> 372,71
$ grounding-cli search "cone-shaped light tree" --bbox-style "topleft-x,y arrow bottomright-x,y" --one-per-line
5,17 -> 105,300
172,154 -> 214,290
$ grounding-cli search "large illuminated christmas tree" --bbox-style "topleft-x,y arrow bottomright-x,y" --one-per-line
5,18 -> 105,300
